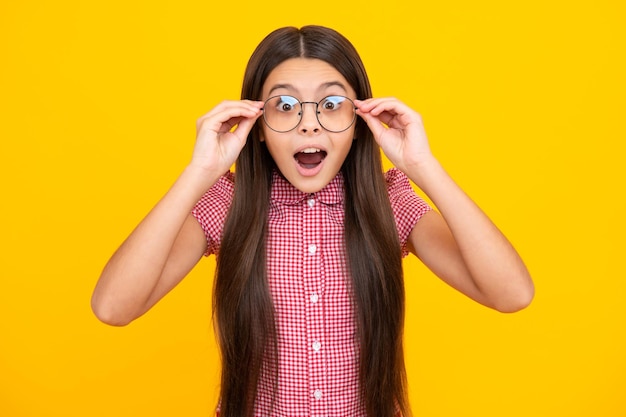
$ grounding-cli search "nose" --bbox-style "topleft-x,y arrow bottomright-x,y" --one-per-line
298,102 -> 321,134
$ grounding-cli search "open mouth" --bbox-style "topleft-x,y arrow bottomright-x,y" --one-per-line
294,148 -> 327,169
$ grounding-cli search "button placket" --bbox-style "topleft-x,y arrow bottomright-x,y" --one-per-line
302,193 -> 327,415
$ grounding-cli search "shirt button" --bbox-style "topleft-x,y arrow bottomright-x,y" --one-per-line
307,198 -> 315,207
313,390 -> 323,400
312,341 -> 321,352
310,293 -> 319,303
308,244 -> 317,255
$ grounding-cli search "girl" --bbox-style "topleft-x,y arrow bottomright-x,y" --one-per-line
92,25 -> 533,417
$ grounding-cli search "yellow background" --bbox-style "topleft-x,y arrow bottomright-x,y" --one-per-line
1,0 -> 625,416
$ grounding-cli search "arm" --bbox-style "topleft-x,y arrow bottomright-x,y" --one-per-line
91,100 -> 264,325
356,98 -> 533,312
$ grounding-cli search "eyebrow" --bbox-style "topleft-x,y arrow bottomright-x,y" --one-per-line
267,81 -> 349,97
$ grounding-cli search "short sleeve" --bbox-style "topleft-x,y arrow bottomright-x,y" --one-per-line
385,168 -> 432,257
191,171 -> 235,257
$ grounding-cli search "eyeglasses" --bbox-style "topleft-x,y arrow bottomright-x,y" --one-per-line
262,95 -> 357,133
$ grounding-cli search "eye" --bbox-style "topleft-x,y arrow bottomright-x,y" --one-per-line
321,96 -> 346,111
274,96 -> 299,113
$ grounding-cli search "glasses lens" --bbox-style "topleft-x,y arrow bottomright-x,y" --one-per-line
317,96 -> 356,132
262,95 -> 356,133
263,95 -> 301,132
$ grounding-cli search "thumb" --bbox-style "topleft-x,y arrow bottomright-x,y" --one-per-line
232,113 -> 262,142
358,111 -> 387,144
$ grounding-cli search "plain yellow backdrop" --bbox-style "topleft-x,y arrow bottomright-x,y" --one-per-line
1,0 -> 625,416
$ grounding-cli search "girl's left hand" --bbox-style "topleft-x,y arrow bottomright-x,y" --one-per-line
355,98 -> 434,174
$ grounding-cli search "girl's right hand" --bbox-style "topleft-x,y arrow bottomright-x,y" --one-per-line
191,100 -> 264,175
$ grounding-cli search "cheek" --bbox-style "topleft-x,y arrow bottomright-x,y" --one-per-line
341,127 -> 357,148
332,133 -> 356,160
262,134 -> 288,163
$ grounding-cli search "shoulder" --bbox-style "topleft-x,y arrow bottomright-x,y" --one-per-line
384,168 -> 415,200
384,167 -> 430,212
210,171 -> 235,198
384,168 -> 432,256
196,170 -> 234,204
191,171 -> 235,256
384,167 -> 409,185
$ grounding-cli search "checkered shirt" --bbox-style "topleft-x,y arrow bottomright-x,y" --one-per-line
192,168 -> 431,417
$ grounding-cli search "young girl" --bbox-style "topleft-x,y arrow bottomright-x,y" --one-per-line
92,25 -> 533,417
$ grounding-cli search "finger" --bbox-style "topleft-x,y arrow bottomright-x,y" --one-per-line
197,100 -> 263,126
361,98 -> 420,130
356,102 -> 397,130
355,97 -> 398,113
206,102 -> 262,123
357,109 -> 388,142
368,99 -> 405,117
230,111 -> 263,140
197,101 -> 263,133
356,97 -> 415,117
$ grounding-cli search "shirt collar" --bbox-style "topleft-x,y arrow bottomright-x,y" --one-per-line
271,170 -> 344,206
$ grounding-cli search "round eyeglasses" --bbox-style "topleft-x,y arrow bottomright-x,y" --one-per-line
262,95 -> 357,133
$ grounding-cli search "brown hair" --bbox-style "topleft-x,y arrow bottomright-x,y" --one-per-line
214,25 -> 410,417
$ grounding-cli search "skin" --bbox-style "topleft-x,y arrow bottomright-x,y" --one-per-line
260,59 -> 357,194
91,57 -> 533,326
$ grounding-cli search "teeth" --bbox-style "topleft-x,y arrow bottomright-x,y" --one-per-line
301,148 -> 321,153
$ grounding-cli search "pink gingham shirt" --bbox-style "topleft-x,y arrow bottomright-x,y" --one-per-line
192,168 -> 431,417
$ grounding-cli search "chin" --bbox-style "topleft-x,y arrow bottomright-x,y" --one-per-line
287,173 -> 334,194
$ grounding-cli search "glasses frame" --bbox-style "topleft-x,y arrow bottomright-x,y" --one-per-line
261,95 -> 357,133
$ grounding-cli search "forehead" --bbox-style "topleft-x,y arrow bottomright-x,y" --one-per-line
262,58 -> 355,98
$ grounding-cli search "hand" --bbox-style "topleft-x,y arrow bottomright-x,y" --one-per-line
191,100 -> 264,175
355,97 -> 434,174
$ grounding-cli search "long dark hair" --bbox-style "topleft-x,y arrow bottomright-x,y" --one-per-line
214,25 -> 410,417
